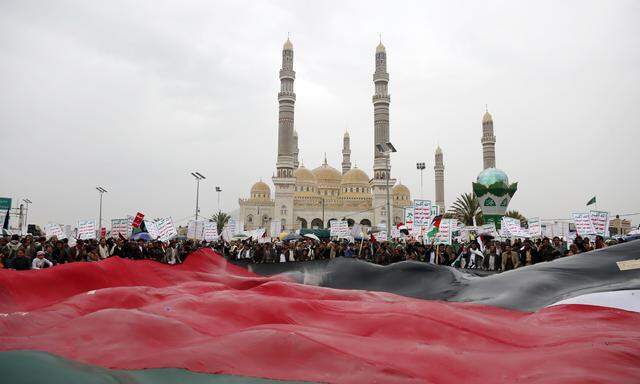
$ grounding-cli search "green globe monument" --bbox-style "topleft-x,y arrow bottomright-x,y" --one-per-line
472,168 -> 517,228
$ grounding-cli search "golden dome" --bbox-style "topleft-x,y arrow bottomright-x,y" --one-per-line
283,38 -> 293,51
392,183 -> 410,197
341,167 -> 370,185
376,42 -> 386,53
294,166 -> 316,184
312,163 -> 342,186
250,181 -> 271,200
483,111 -> 493,123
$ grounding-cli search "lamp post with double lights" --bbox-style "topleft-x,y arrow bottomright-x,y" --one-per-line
416,162 -> 425,199
215,186 -> 222,213
96,187 -> 107,238
191,172 -> 206,239
376,142 -> 397,237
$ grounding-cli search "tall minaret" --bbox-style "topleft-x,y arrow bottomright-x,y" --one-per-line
276,37 -> 296,177
272,37 -> 296,232
370,40 -> 396,227
341,130 -> 351,174
293,130 -> 299,168
481,108 -> 496,169
372,41 -> 391,180
434,146 -> 445,213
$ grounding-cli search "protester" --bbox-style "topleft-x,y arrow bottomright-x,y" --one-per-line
32,251 -> 53,269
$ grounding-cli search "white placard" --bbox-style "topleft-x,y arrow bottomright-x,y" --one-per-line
188,220 -> 205,240
589,210 -> 609,237
527,217 -> 542,238
204,221 -> 219,242
330,220 -> 349,238
413,199 -> 432,228
374,231 -> 387,242
391,226 -> 401,239
481,222 -> 498,237
110,218 -> 133,239
435,219 -> 453,245
252,228 -> 266,241
270,220 -> 280,237
502,217 -> 529,238
572,212 -> 595,236
145,220 -> 160,240
404,207 -> 414,232
77,219 -> 96,240
44,223 -> 66,239
156,217 -> 178,242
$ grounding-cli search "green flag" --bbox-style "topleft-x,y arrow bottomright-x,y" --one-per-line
586,196 -> 596,206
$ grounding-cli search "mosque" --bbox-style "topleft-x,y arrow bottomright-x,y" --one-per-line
239,38 -> 498,234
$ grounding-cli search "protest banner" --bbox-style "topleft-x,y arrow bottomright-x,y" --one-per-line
413,199 -> 432,228
132,212 -> 145,228
0,211 -> 6,231
145,220 -> 160,240
204,221 -> 219,242
330,220 -> 349,238
435,219 -> 453,245
351,224 -> 363,239
431,204 -> 439,217
527,217 -> 542,238
374,231 -> 387,242
501,217 -> 529,238
480,222 -> 498,238
110,218 -> 133,239
77,219 -> 96,240
252,228 -> 265,241
270,220 -> 280,237
572,212 -> 594,236
404,207 -> 414,232
44,223 -> 65,239
227,218 -> 240,236
155,217 -> 177,242
391,226 -> 401,239
188,220 -> 205,240
589,210 -> 609,237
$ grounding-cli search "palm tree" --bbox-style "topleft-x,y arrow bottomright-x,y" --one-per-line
448,192 -> 483,226
505,210 -> 527,227
211,211 -> 231,234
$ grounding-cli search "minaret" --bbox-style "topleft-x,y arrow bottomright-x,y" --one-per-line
276,37 -> 296,177
481,107 -> 496,169
293,130 -> 299,168
341,130 -> 351,174
272,37 -> 296,232
372,41 -> 391,180
434,146 -> 445,214
370,40 -> 396,228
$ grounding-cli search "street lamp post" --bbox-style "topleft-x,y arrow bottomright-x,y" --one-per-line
215,186 -> 222,213
377,142 -> 397,237
416,162 -> 425,199
22,198 -> 32,235
191,172 -> 206,239
95,187 -> 107,238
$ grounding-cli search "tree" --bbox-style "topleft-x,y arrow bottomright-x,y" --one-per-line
448,192 -> 483,226
505,210 -> 527,227
211,211 -> 231,234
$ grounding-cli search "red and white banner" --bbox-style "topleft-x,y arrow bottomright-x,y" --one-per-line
132,212 -> 145,228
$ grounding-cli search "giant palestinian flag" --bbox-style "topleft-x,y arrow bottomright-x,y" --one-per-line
1,242 -> 640,383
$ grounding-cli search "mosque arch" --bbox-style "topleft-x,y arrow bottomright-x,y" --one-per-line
346,218 -> 355,227
298,217 -> 308,229
311,218 -> 324,228
360,219 -> 372,227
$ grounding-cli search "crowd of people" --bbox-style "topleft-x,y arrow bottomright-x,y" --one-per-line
0,230 -> 615,273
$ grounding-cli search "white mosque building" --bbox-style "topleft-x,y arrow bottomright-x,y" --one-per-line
239,38 -> 414,234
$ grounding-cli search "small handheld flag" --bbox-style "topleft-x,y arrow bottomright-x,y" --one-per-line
586,196 -> 596,206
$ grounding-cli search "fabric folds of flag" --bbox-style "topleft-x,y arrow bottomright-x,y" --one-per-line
587,196 -> 597,205
1,245 -> 639,383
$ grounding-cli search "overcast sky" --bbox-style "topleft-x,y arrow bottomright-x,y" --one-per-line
1,0 -> 638,228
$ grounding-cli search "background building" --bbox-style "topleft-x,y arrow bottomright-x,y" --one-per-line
239,39 -> 411,235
